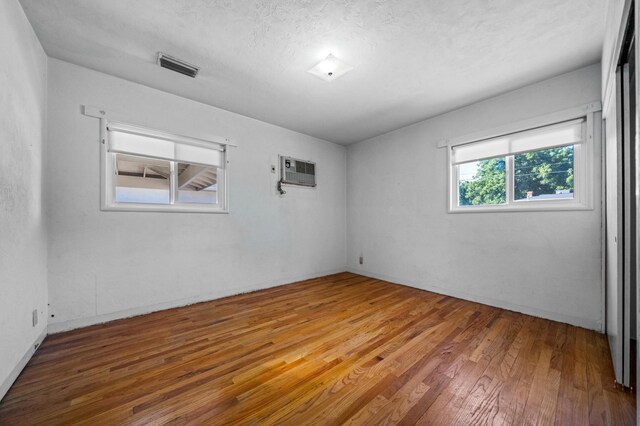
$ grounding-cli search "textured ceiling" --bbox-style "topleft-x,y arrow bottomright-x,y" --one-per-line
19,0 -> 604,144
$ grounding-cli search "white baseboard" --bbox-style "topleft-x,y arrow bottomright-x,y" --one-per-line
347,267 -> 602,332
0,328 -> 47,402
48,267 -> 601,334
48,268 -> 347,334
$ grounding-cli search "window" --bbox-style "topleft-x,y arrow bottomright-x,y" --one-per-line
102,122 -> 229,213
449,118 -> 593,212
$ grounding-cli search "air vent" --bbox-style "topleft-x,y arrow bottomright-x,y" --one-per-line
280,156 -> 316,187
157,53 -> 199,78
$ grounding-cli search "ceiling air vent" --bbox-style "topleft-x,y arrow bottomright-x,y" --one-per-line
157,52 -> 199,78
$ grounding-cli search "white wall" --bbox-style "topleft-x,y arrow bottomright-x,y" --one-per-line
347,64 -> 603,330
0,0 -> 48,400
602,0 -> 627,104
46,59 -> 346,332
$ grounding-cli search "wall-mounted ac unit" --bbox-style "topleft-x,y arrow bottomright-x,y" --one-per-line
280,156 -> 316,187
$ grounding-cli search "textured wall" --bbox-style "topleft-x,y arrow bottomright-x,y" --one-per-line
46,59 -> 347,332
347,64 -> 603,330
0,0 -> 48,399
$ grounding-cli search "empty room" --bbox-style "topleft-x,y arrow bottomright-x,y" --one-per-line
1,0 -> 639,424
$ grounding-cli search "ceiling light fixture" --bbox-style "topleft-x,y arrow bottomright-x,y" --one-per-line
307,54 -> 353,82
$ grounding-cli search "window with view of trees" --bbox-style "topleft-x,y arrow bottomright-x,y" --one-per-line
449,118 -> 591,212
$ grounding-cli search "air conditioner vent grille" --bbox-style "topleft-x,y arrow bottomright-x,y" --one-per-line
280,156 -> 317,187
295,161 -> 315,175
157,52 -> 199,78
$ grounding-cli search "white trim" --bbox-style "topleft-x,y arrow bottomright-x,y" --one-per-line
222,148 -> 230,210
0,329 -> 47,402
100,114 -> 109,211
506,155 -> 514,206
47,268 -> 347,334
347,268 -> 602,331
169,161 -> 177,205
601,113 -> 608,342
100,203 -> 229,214
437,102 -> 601,149
83,104 -> 108,119
584,110 -> 597,209
448,202 -> 591,214
602,0 -> 634,117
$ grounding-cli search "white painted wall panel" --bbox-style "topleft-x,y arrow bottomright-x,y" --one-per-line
605,99 -> 620,339
0,0 -> 48,399
602,0 -> 627,105
347,64 -> 603,330
46,59 -> 346,332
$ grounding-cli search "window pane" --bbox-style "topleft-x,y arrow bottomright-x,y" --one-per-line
114,154 -> 170,204
514,145 -> 574,201
176,163 -> 219,205
458,157 -> 506,206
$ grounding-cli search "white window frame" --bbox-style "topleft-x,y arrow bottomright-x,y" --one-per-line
441,102 -> 601,213
83,106 -> 233,213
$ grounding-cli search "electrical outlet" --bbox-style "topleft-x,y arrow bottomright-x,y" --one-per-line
32,309 -> 38,327
359,256 -> 363,265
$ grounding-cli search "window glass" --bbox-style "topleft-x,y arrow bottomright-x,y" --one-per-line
103,122 -> 228,212
458,157 -> 506,206
448,116 -> 591,212
514,145 -> 574,201
114,154 -> 170,204
176,163 -> 219,205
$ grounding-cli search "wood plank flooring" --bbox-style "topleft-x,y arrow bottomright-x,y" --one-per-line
0,272 -> 635,425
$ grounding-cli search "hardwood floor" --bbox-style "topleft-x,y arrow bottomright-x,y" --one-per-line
0,272 -> 635,425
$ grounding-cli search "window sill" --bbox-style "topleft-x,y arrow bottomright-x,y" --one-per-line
448,201 -> 593,213
102,203 -> 229,214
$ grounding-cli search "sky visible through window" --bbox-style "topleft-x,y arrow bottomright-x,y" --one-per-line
459,161 -> 480,183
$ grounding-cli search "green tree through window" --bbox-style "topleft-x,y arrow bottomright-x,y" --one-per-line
459,158 -> 506,206
514,146 -> 573,200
